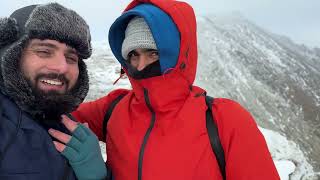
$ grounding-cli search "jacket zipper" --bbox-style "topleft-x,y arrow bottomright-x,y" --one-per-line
138,89 -> 156,180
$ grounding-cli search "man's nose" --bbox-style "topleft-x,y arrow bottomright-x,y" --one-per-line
136,55 -> 149,71
47,53 -> 68,74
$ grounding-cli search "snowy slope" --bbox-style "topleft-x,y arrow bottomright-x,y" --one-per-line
85,14 -> 320,179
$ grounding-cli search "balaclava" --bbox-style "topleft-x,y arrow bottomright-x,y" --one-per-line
0,3 -> 91,121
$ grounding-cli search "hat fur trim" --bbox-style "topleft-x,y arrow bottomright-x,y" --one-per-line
0,17 -> 19,48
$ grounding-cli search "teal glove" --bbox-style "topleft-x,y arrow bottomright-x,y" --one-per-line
62,124 -> 107,180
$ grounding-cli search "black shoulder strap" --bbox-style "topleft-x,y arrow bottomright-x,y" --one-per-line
205,96 -> 226,180
106,163 -> 113,180
102,94 -> 126,141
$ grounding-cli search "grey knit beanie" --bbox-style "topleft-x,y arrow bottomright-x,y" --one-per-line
121,17 -> 157,60
0,3 -> 91,120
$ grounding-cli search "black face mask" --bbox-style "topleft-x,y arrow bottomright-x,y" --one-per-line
126,60 -> 162,79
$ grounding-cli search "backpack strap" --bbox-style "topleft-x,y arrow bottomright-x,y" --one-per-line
106,164 -> 113,180
102,94 -> 126,141
205,96 -> 226,180
102,94 -> 126,180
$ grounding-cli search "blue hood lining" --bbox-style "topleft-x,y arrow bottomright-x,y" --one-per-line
108,4 -> 180,74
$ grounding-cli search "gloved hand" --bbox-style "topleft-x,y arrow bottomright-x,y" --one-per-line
49,115 -> 107,180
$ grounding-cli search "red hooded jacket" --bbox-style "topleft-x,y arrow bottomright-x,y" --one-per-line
72,0 -> 280,179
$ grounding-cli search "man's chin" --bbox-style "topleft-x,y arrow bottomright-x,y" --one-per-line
41,90 -> 66,96
37,86 -> 67,95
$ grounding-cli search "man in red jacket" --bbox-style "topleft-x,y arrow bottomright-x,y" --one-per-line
54,0 -> 280,179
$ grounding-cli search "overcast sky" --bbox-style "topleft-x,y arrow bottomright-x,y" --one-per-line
1,0 -> 319,48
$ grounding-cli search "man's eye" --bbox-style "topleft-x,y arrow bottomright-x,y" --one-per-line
147,50 -> 159,56
33,49 -> 51,56
149,51 -> 159,60
151,51 -> 159,56
66,55 -> 79,64
128,51 -> 138,58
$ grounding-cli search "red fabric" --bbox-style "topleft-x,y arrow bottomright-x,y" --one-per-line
72,89 -> 129,141
73,89 -> 280,180
73,0 -> 280,179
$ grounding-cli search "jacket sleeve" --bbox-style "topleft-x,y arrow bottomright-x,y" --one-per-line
212,98 -> 280,180
72,89 -> 129,141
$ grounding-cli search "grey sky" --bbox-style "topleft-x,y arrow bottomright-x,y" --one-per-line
1,0 -> 319,48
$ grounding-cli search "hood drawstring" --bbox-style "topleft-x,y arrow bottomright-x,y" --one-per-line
113,68 -> 126,85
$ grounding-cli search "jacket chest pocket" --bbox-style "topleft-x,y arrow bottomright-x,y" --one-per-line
0,151 -> 43,180
0,147 -> 44,177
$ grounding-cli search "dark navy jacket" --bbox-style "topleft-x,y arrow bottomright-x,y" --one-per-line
0,93 -> 77,180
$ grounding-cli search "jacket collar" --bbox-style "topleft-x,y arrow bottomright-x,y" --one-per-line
129,69 -> 190,112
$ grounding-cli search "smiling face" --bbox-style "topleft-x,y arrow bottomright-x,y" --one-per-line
20,39 -> 80,95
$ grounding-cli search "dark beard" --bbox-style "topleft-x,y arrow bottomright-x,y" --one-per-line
27,73 -> 76,122
32,89 -> 76,121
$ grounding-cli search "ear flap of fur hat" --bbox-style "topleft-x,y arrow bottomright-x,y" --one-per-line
0,17 -> 19,49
